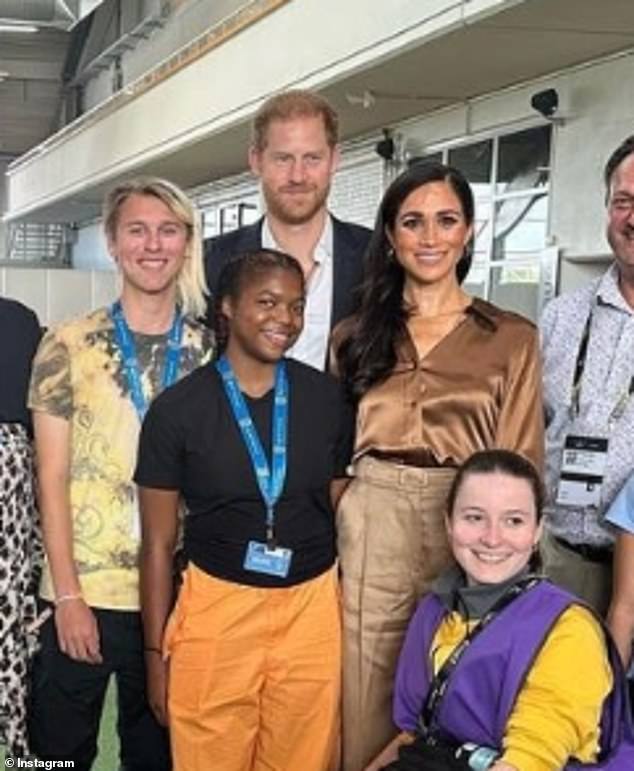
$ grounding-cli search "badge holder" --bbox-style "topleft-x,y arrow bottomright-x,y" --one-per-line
556,434 -> 608,508
244,540 -> 293,578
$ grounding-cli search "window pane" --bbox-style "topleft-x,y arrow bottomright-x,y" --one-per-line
462,259 -> 487,300
473,198 -> 492,261
496,126 -> 551,194
448,140 -> 492,185
492,193 -> 548,262
489,264 -> 540,321
409,151 -> 443,166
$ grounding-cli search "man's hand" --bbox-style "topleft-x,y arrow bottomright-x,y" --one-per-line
54,599 -> 102,664
145,652 -> 169,726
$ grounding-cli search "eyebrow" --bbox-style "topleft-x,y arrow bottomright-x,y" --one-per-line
457,505 -> 486,514
398,208 -> 462,218
122,219 -> 183,227
255,288 -> 304,300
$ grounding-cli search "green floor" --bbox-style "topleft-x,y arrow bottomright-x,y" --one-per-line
1,681 -> 119,768
94,682 -> 119,771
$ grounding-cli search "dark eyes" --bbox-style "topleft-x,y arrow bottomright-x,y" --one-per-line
400,215 -> 460,230
257,298 -> 304,314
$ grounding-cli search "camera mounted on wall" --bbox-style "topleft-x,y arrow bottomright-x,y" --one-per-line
530,88 -> 566,125
375,128 -> 396,161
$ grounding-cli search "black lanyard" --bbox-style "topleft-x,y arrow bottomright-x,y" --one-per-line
418,577 -> 540,738
569,311 -> 593,417
569,306 -> 634,421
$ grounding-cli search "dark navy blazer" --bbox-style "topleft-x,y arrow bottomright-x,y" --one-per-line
202,215 -> 372,337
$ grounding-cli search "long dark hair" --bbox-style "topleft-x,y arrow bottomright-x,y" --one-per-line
335,161 -> 474,400
213,249 -> 305,356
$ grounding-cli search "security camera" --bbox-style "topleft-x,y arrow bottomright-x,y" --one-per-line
530,88 -> 559,119
375,129 -> 395,161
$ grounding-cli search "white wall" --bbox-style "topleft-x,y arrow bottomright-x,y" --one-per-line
72,220 -> 114,270
0,266 -> 118,327
329,146 -> 384,229
0,158 -> 9,261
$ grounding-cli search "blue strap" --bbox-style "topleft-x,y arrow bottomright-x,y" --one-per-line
110,300 -> 184,420
215,354 -> 288,546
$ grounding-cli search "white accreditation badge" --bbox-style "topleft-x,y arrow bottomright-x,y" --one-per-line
555,434 -> 608,508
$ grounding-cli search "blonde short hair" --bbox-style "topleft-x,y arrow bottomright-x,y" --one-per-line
103,177 -> 207,318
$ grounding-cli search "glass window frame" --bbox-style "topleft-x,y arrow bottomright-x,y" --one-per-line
410,121 -> 554,319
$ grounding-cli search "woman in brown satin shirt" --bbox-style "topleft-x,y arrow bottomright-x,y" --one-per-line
332,161 -> 544,771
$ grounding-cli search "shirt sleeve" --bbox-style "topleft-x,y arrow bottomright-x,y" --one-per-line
495,325 -> 544,472
605,475 -> 634,533
501,605 -> 613,771
134,397 -> 185,491
28,328 -> 73,420
538,296 -> 557,351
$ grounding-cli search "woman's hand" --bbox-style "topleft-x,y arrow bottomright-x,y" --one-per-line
491,763 -> 518,771
55,599 -> 102,664
145,651 -> 169,726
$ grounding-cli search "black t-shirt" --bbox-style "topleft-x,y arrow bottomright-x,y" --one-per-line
0,297 -> 42,431
135,358 -> 354,587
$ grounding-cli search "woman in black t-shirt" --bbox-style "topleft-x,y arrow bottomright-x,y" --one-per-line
136,249 -> 352,771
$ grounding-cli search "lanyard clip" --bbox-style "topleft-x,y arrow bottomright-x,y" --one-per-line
266,525 -> 277,551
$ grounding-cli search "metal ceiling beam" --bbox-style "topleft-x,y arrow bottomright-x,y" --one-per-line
0,57 -> 63,81
0,0 -> 76,29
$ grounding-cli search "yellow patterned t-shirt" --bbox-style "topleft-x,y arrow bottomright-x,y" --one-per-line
29,306 -> 213,610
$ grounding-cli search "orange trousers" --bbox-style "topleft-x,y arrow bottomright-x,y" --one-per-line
164,563 -> 341,771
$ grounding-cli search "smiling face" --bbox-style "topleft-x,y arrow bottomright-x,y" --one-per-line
447,470 -> 542,586
249,115 -> 339,226
107,193 -> 189,300
222,267 -> 305,365
387,180 -> 473,290
607,153 -> 634,280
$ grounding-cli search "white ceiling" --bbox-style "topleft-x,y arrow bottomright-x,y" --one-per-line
0,27 -> 70,157
4,0 -> 634,221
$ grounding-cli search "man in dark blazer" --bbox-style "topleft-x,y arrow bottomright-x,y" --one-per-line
204,89 -> 372,369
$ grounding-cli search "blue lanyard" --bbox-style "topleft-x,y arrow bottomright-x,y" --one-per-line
110,300 -> 184,420
215,354 -> 288,546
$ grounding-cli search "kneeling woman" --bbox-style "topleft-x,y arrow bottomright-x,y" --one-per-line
135,250 -> 352,771
371,450 -> 634,771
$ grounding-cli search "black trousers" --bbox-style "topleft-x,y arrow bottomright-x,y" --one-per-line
29,607 -> 170,771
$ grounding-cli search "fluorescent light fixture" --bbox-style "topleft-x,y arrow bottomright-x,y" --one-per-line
0,24 -> 39,34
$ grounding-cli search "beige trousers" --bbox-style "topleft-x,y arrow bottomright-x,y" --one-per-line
337,456 -> 456,771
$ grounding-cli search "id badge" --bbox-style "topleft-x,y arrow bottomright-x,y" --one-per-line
244,540 -> 293,578
556,434 -> 608,508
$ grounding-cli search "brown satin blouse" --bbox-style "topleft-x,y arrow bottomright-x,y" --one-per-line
350,298 -> 543,471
